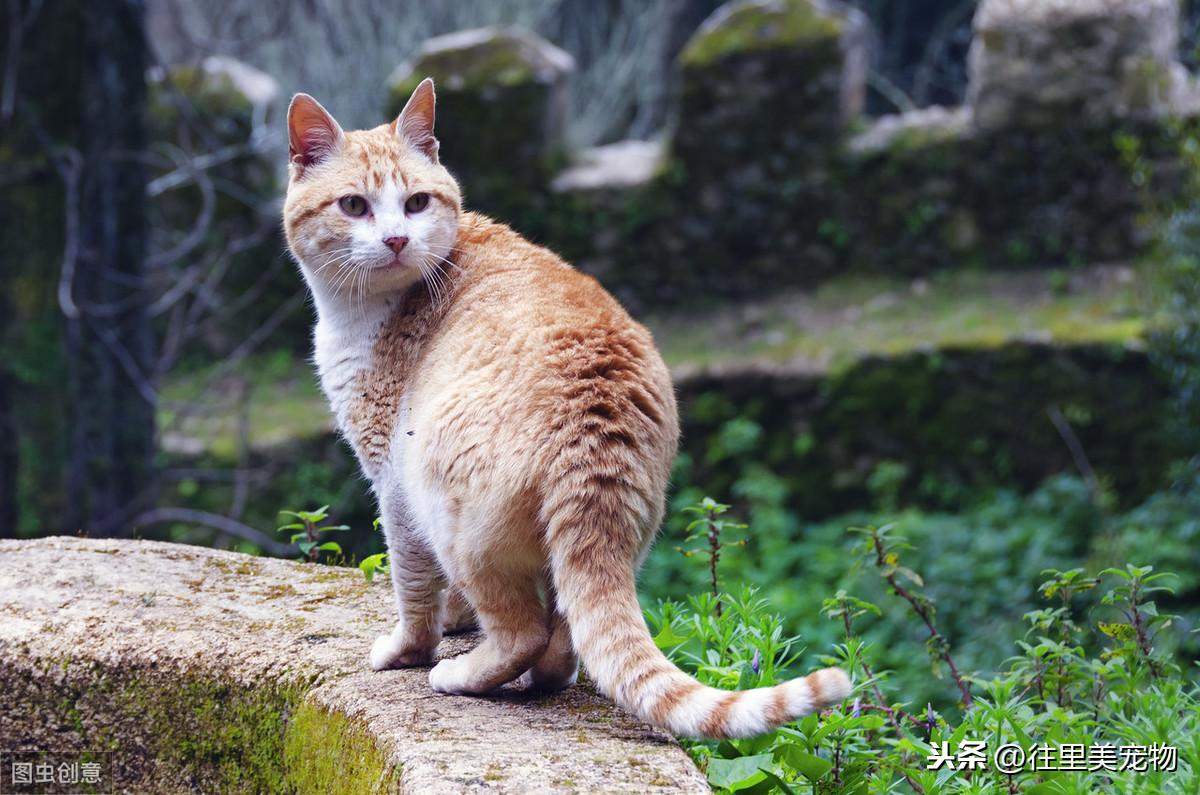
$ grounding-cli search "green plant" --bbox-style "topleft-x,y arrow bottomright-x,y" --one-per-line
358,519 -> 390,582
852,523 -> 973,707
678,497 -> 748,616
276,505 -> 349,563
358,553 -> 389,582
649,498 -> 1199,794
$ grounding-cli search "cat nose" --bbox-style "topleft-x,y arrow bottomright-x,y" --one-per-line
383,236 -> 409,254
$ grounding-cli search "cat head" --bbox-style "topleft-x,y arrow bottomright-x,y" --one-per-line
283,78 -> 462,308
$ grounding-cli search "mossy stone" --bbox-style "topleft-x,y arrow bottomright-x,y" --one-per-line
677,342 -> 1179,519
387,28 -> 573,228
680,0 -> 844,67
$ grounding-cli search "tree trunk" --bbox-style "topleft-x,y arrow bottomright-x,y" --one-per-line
0,0 -> 155,536
67,0 -> 156,535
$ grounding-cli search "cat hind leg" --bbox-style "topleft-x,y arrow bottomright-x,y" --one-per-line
428,569 -> 549,694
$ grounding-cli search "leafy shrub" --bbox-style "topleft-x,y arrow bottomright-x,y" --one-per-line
647,500 -> 1200,794
641,475 -> 1200,709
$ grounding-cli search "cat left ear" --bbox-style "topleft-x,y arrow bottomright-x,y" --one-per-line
288,93 -> 344,172
392,77 -> 439,163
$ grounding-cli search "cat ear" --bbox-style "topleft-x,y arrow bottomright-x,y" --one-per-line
288,93 -> 344,171
392,77 -> 439,163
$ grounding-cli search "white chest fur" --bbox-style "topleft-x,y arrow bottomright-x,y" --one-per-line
311,301 -> 393,478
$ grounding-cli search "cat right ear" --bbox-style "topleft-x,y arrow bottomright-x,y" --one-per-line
288,93 -> 344,173
392,77 -> 439,163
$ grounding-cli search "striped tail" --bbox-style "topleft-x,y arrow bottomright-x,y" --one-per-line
546,518 -> 851,739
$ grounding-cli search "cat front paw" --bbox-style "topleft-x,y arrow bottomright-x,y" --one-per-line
428,656 -> 473,694
369,627 -> 435,671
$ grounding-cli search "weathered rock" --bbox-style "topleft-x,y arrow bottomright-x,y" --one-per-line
0,537 -> 709,794
538,0 -> 1197,305
551,140 -> 666,193
387,27 -> 574,229
677,0 -> 868,160
847,106 -> 970,155
588,0 -> 867,302
841,112 -> 1191,274
968,0 -> 1186,129
677,341 -> 1179,518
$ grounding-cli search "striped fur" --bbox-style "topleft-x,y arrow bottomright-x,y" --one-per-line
283,79 -> 851,741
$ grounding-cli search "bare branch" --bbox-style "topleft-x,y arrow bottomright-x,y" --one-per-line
131,506 -> 295,555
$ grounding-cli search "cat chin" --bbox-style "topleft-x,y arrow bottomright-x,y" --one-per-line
363,265 -> 423,295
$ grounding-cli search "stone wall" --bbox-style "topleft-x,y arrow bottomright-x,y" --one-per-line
0,537 -> 709,794
676,341 -> 1180,519
391,0 -> 1198,309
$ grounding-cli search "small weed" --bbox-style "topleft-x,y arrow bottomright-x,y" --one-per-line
276,505 -> 349,563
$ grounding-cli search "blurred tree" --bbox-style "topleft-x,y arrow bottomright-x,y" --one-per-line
1,0 -> 155,536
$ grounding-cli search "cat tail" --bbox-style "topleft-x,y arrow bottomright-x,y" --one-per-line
543,490 -> 852,740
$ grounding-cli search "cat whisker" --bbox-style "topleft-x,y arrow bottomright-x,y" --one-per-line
424,251 -> 465,275
316,250 -> 359,275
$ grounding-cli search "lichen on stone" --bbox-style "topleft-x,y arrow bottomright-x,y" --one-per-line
680,0 -> 844,67
284,702 -> 400,794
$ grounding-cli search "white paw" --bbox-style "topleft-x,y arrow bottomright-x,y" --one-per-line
369,626 -> 434,671
369,633 -> 402,671
428,657 -> 470,694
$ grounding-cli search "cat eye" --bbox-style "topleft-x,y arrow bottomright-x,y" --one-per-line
405,192 -> 431,214
338,195 -> 369,217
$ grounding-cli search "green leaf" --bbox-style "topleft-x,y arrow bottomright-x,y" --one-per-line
1099,622 -> 1136,640
735,660 -> 758,690
297,541 -> 317,555
757,770 -> 798,795
652,622 -> 691,650
317,541 -> 342,554
359,553 -> 389,582
895,566 -> 925,587
777,744 -> 832,782
706,753 -> 773,789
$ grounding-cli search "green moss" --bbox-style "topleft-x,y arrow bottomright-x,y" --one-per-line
37,663 -> 399,793
680,0 -> 842,67
1121,57 -> 1176,114
651,265 -> 1155,374
390,33 -> 538,102
283,702 -> 399,795
207,557 -> 263,577
150,679 -> 297,791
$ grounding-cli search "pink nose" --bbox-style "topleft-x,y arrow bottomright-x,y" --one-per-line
383,236 -> 409,254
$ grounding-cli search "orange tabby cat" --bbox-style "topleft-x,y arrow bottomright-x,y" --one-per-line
282,78 -> 850,738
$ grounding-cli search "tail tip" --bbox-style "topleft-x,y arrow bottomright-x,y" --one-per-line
808,666 -> 853,709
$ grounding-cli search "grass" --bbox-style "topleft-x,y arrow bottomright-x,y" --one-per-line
650,263 -> 1156,375
159,349 -> 327,459
160,264 -> 1157,457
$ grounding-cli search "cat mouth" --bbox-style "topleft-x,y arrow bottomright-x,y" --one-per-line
375,255 -> 408,269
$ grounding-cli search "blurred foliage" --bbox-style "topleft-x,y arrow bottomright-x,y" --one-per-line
642,473 -> 1200,712
649,555 -> 1199,793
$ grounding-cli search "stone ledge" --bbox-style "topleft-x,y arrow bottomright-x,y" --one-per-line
0,537 -> 709,794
